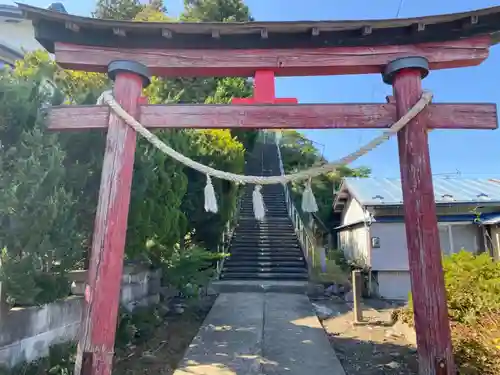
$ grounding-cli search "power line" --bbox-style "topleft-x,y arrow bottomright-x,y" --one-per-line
395,0 -> 406,18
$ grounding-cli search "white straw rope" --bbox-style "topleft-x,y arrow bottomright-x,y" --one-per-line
100,91 -> 433,185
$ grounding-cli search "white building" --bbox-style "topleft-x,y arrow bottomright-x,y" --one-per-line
333,177 -> 500,300
0,4 -> 46,67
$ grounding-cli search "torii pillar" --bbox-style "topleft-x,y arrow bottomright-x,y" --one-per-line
75,60 -> 151,375
383,57 -> 453,374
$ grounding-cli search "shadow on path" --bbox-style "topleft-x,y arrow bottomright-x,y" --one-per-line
173,293 -> 345,375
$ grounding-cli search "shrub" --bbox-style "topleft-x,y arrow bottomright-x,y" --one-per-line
395,251 -> 500,325
162,245 -> 224,297
453,310 -> 500,375
394,250 -> 500,374
116,305 -> 165,348
0,343 -> 76,375
442,251 -> 500,323
327,248 -> 350,272
310,258 -> 349,285
0,68 -> 84,306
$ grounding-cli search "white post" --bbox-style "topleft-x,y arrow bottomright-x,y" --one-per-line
447,225 -> 454,255
0,280 -> 9,322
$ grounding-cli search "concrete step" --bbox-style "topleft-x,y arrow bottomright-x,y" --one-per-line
236,222 -> 294,227
240,208 -> 287,212
234,225 -> 294,229
209,280 -> 309,294
223,266 -> 307,274
224,260 -> 305,267
239,210 -> 288,214
230,243 -> 300,248
237,222 -> 292,226
230,247 -> 300,253
231,240 -> 299,246
220,272 -> 309,280
233,228 -> 295,232
229,247 -> 301,254
227,256 -> 305,262
246,205 -> 286,207
232,235 -> 298,240
229,247 -> 302,252
235,228 -> 295,233
228,252 -> 303,262
240,208 -> 288,213
232,234 -> 297,239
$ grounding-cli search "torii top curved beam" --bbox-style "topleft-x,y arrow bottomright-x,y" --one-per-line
17,3 -> 500,77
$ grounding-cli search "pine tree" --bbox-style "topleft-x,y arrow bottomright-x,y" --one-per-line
93,0 -> 144,20
182,0 -> 253,22
148,0 -> 166,12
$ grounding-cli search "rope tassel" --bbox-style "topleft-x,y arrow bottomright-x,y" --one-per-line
301,178 -> 318,213
204,175 -> 218,213
253,185 -> 265,221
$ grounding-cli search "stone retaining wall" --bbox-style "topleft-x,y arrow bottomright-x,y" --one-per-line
0,265 -> 161,368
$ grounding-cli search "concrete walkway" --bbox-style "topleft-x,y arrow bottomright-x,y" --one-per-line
173,293 -> 346,375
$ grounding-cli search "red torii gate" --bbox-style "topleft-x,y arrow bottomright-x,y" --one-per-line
20,4 -> 500,375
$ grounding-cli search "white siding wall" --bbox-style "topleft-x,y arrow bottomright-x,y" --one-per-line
377,271 -> 412,300
370,223 -> 409,271
342,198 -> 365,225
339,226 -> 369,266
338,198 -> 370,266
0,20 -> 41,55
370,222 -> 480,272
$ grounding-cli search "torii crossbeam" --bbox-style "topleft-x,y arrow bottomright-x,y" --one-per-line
19,3 -> 500,375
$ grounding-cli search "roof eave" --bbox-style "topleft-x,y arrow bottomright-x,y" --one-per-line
362,200 -> 500,207
16,3 -> 500,53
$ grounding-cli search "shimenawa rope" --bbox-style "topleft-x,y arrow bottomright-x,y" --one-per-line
97,90 -> 433,219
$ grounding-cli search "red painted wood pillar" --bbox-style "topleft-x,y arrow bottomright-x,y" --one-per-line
384,57 -> 454,375
231,71 -> 298,105
75,61 -> 150,375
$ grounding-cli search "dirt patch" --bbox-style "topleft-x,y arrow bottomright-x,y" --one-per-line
113,296 -> 215,375
313,297 -> 418,375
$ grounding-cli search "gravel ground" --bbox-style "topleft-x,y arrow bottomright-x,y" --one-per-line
312,297 -> 419,375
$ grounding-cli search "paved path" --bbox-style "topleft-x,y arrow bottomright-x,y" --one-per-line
173,293 -> 346,375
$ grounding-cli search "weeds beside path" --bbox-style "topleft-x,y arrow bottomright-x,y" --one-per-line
113,296 -> 215,375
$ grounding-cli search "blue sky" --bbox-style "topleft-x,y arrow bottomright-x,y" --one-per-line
9,0 -> 500,178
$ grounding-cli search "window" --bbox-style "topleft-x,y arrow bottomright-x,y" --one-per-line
438,223 -> 479,254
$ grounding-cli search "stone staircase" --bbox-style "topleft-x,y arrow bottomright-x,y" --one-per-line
220,142 -> 308,281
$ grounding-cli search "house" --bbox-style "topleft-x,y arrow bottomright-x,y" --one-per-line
333,177 -> 500,300
0,4 -> 41,67
0,3 -> 66,67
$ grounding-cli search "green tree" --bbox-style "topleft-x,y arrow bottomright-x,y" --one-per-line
93,0 -> 144,20
280,130 -> 370,226
12,51 -> 110,261
182,0 -> 253,21
134,0 -> 169,21
0,0 -> 260,304
0,69 -> 84,305
140,0 -> 254,250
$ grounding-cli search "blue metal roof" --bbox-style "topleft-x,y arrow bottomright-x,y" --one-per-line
480,213 -> 500,225
342,177 -> 500,206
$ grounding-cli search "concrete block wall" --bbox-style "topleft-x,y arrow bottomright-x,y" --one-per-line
120,266 -> 162,312
0,265 -> 161,368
